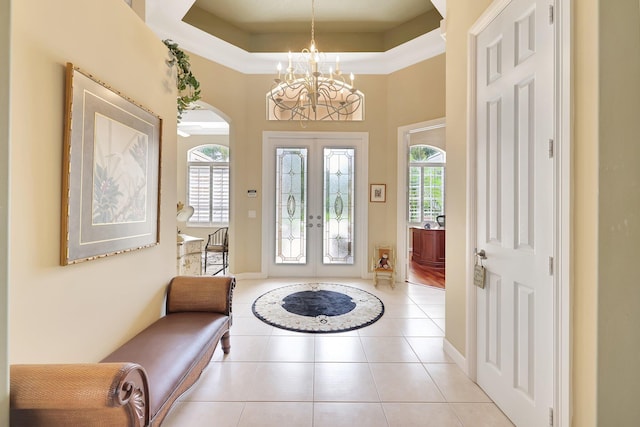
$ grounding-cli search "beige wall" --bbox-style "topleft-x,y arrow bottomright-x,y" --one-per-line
573,1 -> 598,424
387,56 -> 447,247
573,1 -> 640,424
9,0 -> 177,362
444,0 -> 493,359
1,0 -> 9,420
597,0 -> 640,424
409,127 -> 446,151
184,53 -> 446,275
131,0 -> 145,20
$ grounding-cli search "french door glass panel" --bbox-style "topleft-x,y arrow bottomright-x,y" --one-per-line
275,148 -> 307,264
323,148 -> 354,264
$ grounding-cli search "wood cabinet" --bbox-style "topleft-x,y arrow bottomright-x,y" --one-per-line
412,228 -> 445,270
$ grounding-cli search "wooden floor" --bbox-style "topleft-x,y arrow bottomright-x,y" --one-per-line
406,252 -> 445,289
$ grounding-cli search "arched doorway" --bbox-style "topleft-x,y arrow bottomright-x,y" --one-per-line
176,102 -> 231,274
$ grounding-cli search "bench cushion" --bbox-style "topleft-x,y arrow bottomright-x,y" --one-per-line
101,312 -> 228,418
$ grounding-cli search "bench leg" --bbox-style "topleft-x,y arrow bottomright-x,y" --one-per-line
221,331 -> 231,354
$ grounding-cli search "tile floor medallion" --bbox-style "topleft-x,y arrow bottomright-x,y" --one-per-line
252,283 -> 384,333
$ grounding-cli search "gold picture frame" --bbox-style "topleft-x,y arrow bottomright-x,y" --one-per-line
61,63 -> 162,265
370,184 -> 386,203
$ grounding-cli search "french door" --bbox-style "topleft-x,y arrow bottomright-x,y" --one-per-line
263,132 -> 368,277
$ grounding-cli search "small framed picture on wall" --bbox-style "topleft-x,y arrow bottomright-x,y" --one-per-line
370,184 -> 386,203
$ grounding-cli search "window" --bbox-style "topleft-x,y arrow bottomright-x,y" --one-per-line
408,145 -> 445,225
187,144 -> 229,225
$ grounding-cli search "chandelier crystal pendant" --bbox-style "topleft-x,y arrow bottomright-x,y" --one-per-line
267,0 -> 364,123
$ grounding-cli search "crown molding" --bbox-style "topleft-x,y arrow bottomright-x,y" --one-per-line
146,0 -> 446,75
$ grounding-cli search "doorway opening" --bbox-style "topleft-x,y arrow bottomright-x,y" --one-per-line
176,102 -> 231,275
407,144 -> 446,288
396,118 -> 446,288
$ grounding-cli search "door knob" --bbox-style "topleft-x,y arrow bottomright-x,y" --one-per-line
475,249 -> 487,259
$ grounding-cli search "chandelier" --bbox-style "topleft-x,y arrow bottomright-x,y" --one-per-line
267,0 -> 364,123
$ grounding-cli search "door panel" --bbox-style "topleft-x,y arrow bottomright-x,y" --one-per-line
475,1 -> 554,426
322,148 -> 355,264
275,147 -> 307,264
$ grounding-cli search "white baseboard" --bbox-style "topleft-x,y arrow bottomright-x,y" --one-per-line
443,338 -> 468,374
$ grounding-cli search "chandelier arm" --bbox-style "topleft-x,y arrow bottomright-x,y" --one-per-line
317,86 -> 341,101
267,0 -> 362,123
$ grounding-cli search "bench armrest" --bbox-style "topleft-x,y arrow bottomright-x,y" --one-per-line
10,363 -> 149,427
166,275 -> 235,315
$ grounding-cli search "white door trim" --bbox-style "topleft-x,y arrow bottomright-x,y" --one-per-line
396,118 -> 446,283
261,131 -> 369,279
465,1 -> 571,426
555,1 -> 572,425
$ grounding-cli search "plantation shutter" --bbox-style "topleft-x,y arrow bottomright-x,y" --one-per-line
188,164 -> 212,223
187,163 -> 229,225
210,165 -> 229,223
407,165 -> 445,225
408,166 -> 422,223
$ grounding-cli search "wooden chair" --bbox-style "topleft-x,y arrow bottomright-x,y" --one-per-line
204,227 -> 228,274
372,245 -> 396,288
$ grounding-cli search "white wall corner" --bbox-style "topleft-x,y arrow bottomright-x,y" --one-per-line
440,19 -> 447,41
431,0 -> 447,18
443,338 -> 467,374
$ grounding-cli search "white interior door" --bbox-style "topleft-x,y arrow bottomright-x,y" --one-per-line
474,1 -> 554,426
263,132 -> 367,277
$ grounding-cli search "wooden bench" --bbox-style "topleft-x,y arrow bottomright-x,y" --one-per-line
10,275 -> 235,427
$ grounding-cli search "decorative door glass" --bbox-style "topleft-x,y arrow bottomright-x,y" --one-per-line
275,148 -> 307,264
323,148 -> 354,264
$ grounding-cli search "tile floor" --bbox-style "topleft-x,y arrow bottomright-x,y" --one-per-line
163,278 -> 514,427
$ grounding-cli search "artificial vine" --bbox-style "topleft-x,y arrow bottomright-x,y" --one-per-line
163,39 -> 201,120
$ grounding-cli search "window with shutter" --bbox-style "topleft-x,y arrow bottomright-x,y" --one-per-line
187,144 -> 229,226
408,145 -> 445,225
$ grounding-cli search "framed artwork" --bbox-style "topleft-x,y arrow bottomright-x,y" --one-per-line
370,184 -> 386,203
61,63 -> 162,265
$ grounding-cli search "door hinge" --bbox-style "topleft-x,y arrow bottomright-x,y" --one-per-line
549,256 -> 554,276
549,407 -> 554,425
549,5 -> 554,24
548,139 -> 554,158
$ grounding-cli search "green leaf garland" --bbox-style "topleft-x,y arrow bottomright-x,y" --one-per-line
163,39 -> 201,120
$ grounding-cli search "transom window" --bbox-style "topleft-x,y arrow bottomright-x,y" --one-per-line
408,145 -> 445,225
187,144 -> 229,226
